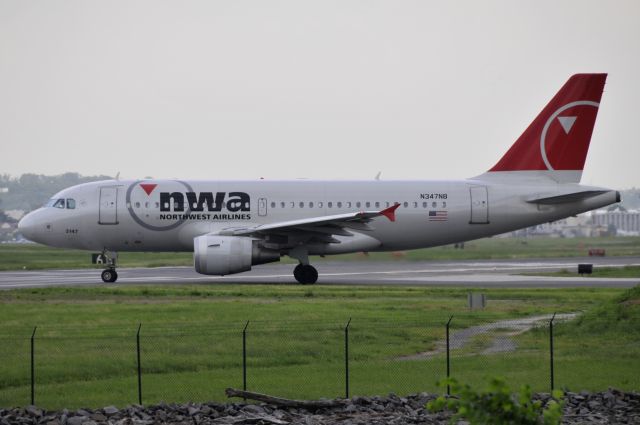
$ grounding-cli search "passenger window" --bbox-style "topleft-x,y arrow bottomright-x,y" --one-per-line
375,201 -> 380,208
366,202 -> 370,208
309,202 -> 314,208
356,202 -> 361,208
443,201 -> 447,208
432,202 -> 437,208
337,201 -> 342,208
328,202 -> 333,208
53,199 -> 65,209
385,202 -> 390,208
66,199 -> 76,209
423,201 -> 428,208
281,202 -> 285,208
299,202 -> 304,208
413,202 -> 418,208
135,202 -> 141,208
290,202 -> 295,208
403,202 -> 408,208
271,202 -> 276,208
318,202 -> 323,208
155,202 -> 160,208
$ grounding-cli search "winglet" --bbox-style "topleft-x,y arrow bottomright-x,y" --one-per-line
380,203 -> 400,222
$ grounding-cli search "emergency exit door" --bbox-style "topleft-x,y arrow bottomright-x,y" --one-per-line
470,186 -> 489,224
99,187 -> 119,225
258,198 -> 268,217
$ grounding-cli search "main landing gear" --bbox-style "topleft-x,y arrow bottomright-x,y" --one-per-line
100,250 -> 118,283
293,264 -> 318,285
289,246 -> 318,284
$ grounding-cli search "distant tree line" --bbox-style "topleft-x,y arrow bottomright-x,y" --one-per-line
0,173 -> 112,212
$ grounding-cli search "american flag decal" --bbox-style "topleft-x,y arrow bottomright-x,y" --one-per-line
428,210 -> 448,221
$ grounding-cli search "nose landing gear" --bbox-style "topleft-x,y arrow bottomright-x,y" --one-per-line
99,250 -> 118,283
101,268 -> 118,283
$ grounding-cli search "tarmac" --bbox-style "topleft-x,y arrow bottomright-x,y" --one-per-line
0,256 -> 638,289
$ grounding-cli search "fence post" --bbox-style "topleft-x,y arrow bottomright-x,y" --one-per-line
344,318 -> 352,399
549,313 -> 556,392
243,321 -> 249,394
136,323 -> 142,405
446,316 -> 453,396
30,326 -> 37,406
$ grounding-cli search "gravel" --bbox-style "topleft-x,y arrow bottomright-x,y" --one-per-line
1,388 -> 638,424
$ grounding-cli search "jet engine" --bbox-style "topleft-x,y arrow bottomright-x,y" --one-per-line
193,235 -> 280,275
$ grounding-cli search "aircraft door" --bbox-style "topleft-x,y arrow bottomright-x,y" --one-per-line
469,186 -> 489,224
258,198 -> 268,217
99,187 -> 119,225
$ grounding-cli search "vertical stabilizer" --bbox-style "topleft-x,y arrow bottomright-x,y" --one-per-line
486,74 -> 606,183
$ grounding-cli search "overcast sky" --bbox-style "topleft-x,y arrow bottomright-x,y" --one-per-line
1,1 -> 638,188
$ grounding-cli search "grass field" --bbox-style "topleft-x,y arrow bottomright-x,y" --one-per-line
1,236 -> 640,271
0,284 -> 638,409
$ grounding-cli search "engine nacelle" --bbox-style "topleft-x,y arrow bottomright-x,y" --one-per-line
193,235 -> 279,275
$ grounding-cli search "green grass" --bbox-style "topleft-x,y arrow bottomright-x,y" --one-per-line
0,284 -> 637,409
2,236 -> 640,271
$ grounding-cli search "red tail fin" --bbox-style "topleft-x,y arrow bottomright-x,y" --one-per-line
490,74 -> 606,175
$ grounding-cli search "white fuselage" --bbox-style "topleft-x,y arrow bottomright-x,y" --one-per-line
19,177 -> 619,254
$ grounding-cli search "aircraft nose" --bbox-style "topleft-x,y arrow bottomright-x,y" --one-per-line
18,211 -> 42,242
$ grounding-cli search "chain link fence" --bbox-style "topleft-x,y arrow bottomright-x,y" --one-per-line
0,313 -> 638,409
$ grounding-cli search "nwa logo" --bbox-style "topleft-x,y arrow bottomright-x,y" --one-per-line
127,180 -> 251,232
160,192 -> 250,212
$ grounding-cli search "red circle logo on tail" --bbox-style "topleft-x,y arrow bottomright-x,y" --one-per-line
540,101 -> 599,171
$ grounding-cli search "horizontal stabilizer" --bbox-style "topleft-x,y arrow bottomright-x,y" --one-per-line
526,190 -> 608,205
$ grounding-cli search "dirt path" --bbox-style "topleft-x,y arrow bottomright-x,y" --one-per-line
398,313 -> 577,360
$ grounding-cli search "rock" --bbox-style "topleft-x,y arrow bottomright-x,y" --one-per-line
102,406 -> 119,416
242,404 -> 266,415
66,417 -> 86,425
89,413 -> 106,422
344,404 -> 357,413
25,406 -> 42,418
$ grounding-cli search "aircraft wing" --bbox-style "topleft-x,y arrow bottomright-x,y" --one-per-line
217,204 -> 400,241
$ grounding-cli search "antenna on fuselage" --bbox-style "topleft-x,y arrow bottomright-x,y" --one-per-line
375,171 -> 381,180
115,172 -> 120,181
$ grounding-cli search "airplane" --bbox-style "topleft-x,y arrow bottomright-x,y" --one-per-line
18,73 -> 620,284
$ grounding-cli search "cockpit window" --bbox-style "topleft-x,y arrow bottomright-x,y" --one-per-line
44,198 -> 76,209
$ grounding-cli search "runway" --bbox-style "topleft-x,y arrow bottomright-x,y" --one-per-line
0,256 -> 638,289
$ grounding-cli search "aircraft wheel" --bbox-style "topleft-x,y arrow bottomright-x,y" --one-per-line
293,264 -> 304,283
294,264 -> 318,284
101,269 -> 118,283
